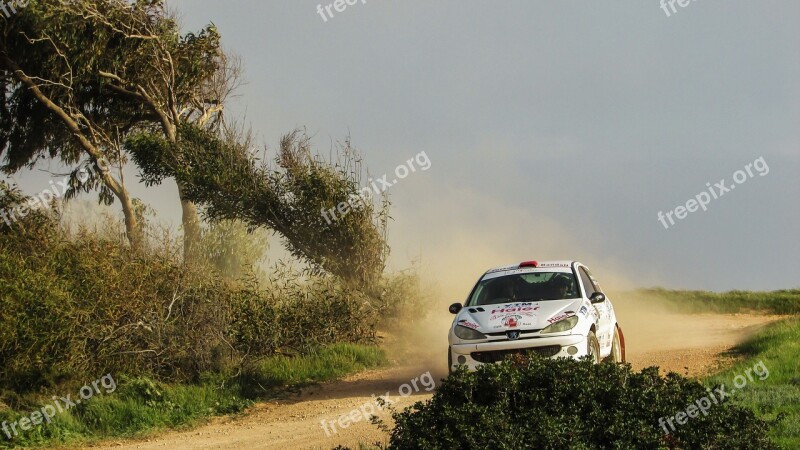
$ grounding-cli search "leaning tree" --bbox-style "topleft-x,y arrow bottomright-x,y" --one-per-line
0,0 -> 234,255
128,124 -> 390,286
2,0 -> 389,284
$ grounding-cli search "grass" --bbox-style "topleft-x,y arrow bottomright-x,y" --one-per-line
705,317 -> 800,448
632,288 -> 800,446
624,288 -> 800,315
249,343 -> 388,388
0,343 -> 387,449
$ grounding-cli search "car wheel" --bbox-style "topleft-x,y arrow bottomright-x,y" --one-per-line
603,327 -> 623,363
587,331 -> 601,364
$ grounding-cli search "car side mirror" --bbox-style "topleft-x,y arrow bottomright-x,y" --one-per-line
590,292 -> 606,304
449,302 -> 463,314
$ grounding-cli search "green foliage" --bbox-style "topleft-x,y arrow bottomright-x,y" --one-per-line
0,0 -> 390,280
706,318 -> 800,448
0,183 -> 378,391
0,344 -> 385,449
199,219 -> 269,279
628,288 -> 800,315
370,268 -> 433,331
239,343 -> 387,395
0,0 -> 230,249
228,267 -> 379,361
381,357 -> 777,449
0,0 -> 222,196
127,124 -> 389,286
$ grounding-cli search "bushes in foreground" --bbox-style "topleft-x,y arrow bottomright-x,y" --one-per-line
381,356 -> 777,449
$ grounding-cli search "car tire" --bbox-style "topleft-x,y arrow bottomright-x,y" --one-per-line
587,331 -> 601,364
603,327 -> 623,363
448,348 -> 453,374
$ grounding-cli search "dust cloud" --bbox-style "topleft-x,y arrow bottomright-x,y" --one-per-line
383,181 -> 776,374
55,186 -> 775,375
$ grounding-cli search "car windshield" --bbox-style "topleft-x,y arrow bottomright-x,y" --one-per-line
466,272 -> 580,306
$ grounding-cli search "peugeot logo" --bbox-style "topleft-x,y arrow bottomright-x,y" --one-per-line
507,330 -> 520,340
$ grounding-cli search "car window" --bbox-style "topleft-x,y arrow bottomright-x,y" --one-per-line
466,272 -> 580,306
583,268 -> 604,294
578,267 -> 598,297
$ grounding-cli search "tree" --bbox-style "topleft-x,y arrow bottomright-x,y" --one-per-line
0,0 -> 235,256
127,124 -> 389,286
1,0 -> 388,284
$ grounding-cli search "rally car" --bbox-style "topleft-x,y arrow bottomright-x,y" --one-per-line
448,260 -> 625,372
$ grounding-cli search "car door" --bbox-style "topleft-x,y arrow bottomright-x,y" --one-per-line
578,266 -> 613,354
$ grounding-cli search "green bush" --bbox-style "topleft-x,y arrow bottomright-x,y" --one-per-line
229,270 -> 378,359
0,182 -> 378,391
369,268 -> 432,331
382,356 -> 777,449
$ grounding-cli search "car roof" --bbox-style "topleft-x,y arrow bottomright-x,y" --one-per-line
483,260 -> 580,276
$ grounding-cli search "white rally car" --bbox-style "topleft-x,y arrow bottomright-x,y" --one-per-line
448,260 -> 625,372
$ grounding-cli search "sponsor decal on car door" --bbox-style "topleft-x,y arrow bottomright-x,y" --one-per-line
579,267 -> 613,352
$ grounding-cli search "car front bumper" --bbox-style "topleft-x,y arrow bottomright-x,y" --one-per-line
449,334 -> 589,371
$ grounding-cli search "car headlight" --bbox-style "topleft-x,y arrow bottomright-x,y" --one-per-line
454,325 -> 487,340
541,316 -> 579,334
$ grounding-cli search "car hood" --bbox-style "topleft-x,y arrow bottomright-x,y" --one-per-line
454,299 -> 584,333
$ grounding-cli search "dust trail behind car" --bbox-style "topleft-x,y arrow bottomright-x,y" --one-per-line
385,265 -> 780,382
609,291 -> 781,374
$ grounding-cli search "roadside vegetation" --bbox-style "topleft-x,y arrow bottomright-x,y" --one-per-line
372,356 -> 778,449
705,317 -> 800,448
0,184 -> 419,448
634,287 -> 800,447
351,289 -> 800,450
0,2 -> 424,447
0,2 -> 794,450
625,288 -> 800,315
0,344 -> 386,449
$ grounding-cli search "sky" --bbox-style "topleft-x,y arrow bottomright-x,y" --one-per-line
4,0 -> 799,293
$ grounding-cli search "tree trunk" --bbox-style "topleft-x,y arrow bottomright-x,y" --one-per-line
119,190 -> 142,249
178,182 -> 201,263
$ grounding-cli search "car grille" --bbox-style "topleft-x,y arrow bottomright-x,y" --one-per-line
486,329 -> 542,337
471,346 -> 562,363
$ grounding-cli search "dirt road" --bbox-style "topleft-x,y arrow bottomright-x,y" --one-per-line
86,312 -> 780,450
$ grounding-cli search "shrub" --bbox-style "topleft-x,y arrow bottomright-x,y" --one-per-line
382,356 -> 777,449
0,182 -> 378,390
229,269 -> 378,359
369,268 -> 432,331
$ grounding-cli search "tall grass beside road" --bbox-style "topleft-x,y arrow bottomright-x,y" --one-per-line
705,317 -> 800,448
621,288 -> 800,315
